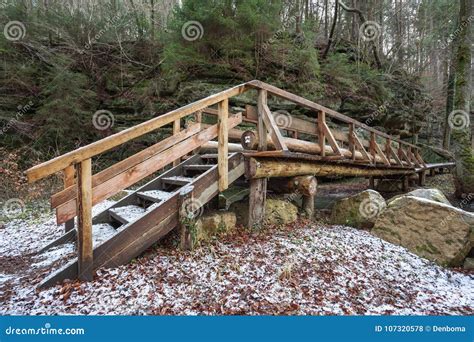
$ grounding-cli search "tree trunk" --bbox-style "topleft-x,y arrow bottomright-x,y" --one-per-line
451,0 -> 474,196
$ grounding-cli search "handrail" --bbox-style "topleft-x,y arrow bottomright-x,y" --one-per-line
26,80 -> 421,184
246,80 -> 419,149
25,83 -> 249,183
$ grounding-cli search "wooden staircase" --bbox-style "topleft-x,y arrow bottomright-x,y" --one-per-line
40,153 -> 244,288
25,80 -> 433,288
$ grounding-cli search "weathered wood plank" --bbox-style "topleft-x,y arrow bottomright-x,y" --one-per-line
218,99 -> 229,191
262,104 -> 288,150
63,166 -> 75,232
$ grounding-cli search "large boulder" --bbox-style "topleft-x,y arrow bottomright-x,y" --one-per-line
373,196 -> 474,267
195,211 -> 236,243
330,190 -> 386,229
388,188 -> 451,206
230,197 -> 298,227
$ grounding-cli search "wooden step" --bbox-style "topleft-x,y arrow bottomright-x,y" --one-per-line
108,205 -> 145,225
183,164 -> 215,171
137,189 -> 173,203
161,176 -> 193,186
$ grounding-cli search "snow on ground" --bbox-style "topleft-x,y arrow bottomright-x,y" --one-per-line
0,210 -> 472,315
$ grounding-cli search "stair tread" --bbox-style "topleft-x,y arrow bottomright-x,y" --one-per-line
137,189 -> 173,202
109,205 -> 145,224
92,223 -> 117,246
162,176 -> 194,185
184,164 -> 215,170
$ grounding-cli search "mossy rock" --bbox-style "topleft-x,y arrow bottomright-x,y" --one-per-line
388,188 -> 451,206
330,190 -> 386,229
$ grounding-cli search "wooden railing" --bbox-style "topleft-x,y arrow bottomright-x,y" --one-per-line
25,80 -> 424,280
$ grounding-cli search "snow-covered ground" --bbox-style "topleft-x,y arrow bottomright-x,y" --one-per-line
0,205 -> 472,315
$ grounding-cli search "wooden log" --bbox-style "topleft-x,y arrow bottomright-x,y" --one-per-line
369,177 -> 375,189
246,158 -> 415,179
302,195 -> 315,219
178,185 -> 194,251
261,104 -> 288,150
76,159 -> 93,281
267,176 -> 317,196
248,89 -> 268,229
218,99 -> 229,191
248,178 -> 266,228
418,170 -> 426,186
200,141 -> 243,152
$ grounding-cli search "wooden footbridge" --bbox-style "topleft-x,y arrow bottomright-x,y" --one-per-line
26,80 -> 450,288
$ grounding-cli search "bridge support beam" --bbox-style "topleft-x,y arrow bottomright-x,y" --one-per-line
246,158 -> 414,179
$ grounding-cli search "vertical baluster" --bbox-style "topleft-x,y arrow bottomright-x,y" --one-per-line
76,158 -> 93,281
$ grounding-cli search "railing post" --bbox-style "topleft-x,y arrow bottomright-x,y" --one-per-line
385,138 -> 392,165
76,158 -> 93,281
173,118 -> 181,166
248,89 -> 268,229
370,132 -> 376,163
317,111 -> 326,157
217,98 -> 229,192
63,165 -> 75,232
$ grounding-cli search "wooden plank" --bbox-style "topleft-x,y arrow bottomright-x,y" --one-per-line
218,99 -> 229,191
318,111 -> 326,157
257,90 -> 268,151
63,166 -> 75,232
26,83 -> 249,183
56,114 -> 242,224
51,124 -> 201,209
373,140 -> 391,166
321,117 -> 343,156
352,131 -> 372,161
389,145 -> 403,166
262,104 -> 288,150
76,159 -> 93,281
172,118 -> 181,167
178,186 -> 194,250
